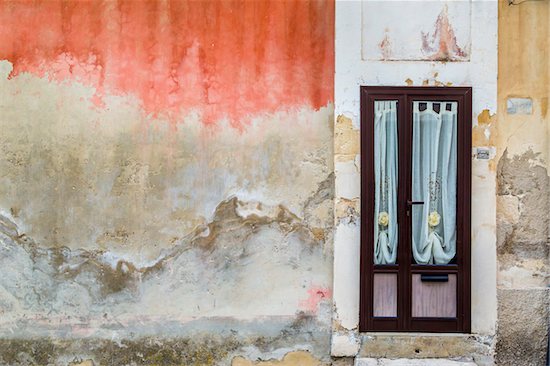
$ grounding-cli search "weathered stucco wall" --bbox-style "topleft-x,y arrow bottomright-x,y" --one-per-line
0,1 -> 335,365
333,1 -> 498,364
496,1 -> 550,365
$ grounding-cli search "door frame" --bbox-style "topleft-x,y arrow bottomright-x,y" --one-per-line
359,86 -> 472,333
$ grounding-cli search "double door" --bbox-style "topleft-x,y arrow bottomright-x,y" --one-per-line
360,87 -> 471,332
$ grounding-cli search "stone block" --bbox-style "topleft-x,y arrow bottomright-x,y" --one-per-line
496,288 -> 550,366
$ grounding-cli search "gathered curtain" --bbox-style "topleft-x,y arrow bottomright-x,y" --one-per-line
411,101 -> 457,264
374,101 -> 398,265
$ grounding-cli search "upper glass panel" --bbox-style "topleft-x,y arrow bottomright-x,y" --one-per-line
411,101 -> 457,265
374,100 -> 398,265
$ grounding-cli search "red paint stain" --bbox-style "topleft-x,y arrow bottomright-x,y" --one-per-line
378,30 -> 392,60
0,0 -> 334,129
421,5 -> 467,61
299,286 -> 332,313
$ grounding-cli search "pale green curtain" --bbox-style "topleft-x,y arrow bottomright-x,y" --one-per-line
374,101 -> 398,265
411,101 -> 457,265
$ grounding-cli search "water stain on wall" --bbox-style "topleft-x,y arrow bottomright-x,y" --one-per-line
0,0 -> 335,362
0,0 -> 334,127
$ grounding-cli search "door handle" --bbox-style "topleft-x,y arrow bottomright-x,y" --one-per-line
406,200 -> 424,216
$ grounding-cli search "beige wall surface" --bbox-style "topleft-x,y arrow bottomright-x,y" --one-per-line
496,1 -> 550,365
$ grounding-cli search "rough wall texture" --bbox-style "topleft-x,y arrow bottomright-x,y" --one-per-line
496,1 -> 550,365
0,1 -> 334,365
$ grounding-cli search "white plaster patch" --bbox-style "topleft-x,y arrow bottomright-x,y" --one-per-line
0,60 -> 13,79
507,97 -> 533,115
335,161 -> 360,199
331,331 -> 360,357
333,221 -> 360,330
470,159 -> 498,334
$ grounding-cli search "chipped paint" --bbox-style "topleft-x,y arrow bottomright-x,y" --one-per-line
335,198 -> 360,225
473,109 -> 497,147
421,72 -> 453,87
477,109 -> 493,124
335,114 -> 360,162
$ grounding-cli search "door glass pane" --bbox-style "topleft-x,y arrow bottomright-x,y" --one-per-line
411,101 -> 457,265
374,100 -> 398,264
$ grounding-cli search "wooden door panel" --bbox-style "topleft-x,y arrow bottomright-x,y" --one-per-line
411,274 -> 457,318
373,273 -> 398,317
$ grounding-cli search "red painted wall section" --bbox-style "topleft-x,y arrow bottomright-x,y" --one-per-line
0,0 -> 334,128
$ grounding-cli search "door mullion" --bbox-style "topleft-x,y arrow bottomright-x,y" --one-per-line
404,95 -> 413,331
396,95 -> 408,331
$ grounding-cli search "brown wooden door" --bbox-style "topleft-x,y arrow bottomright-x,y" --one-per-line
359,86 -> 471,333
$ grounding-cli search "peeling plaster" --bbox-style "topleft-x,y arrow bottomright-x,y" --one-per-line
0,0 -> 336,361
473,109 -> 497,147
335,114 -> 360,162
332,222 -> 360,331
331,332 -> 360,358
497,149 -> 550,266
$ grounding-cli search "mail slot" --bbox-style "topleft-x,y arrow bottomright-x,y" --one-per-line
420,274 -> 449,282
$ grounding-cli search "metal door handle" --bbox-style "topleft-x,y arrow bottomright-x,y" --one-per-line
406,200 -> 424,216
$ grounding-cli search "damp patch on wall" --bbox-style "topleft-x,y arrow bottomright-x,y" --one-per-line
361,0 -> 471,61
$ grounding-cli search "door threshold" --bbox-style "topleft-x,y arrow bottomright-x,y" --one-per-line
360,332 -> 473,336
